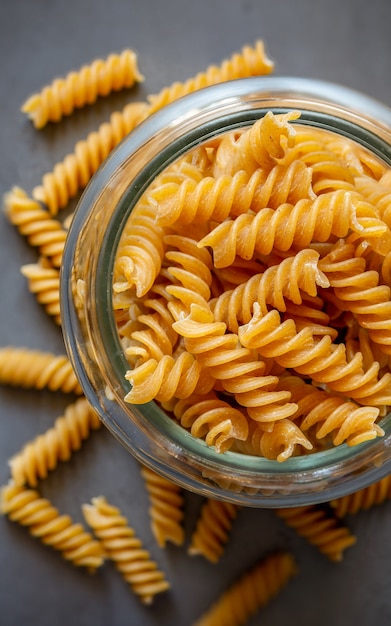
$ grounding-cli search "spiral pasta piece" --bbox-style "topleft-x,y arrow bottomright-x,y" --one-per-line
22,49 -> 144,128
113,201 -> 167,298
125,302 -> 178,364
284,374 -> 383,446
82,496 -> 170,604
246,418 -> 313,461
330,474 -> 391,517
1,483 -> 105,571
172,391 -> 249,452
146,39 -> 274,115
173,304 -> 297,424
193,550 -> 297,626
21,259 -> 61,324
319,242 -> 391,355
0,347 -> 82,394
3,187 -> 67,266
124,350 -> 210,404
213,110 -> 300,176
198,190 -> 361,267
33,101 -> 148,214
239,302 -> 391,406
188,498 -> 240,563
9,398 -> 101,487
210,249 -> 328,331
275,505 -> 356,561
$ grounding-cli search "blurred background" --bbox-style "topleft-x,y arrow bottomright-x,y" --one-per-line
1,0 -> 391,624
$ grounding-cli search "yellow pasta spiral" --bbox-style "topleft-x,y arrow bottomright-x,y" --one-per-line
243,418 -> 313,461
9,398 -> 101,487
193,550 -> 297,626
21,259 -> 61,324
21,49 -> 144,128
210,249 -> 328,331
125,304 -> 178,364
320,242 -> 391,355
284,375 -> 382,446
0,346 -> 82,394
330,474 -> 391,517
188,498 -> 240,563
140,465 -> 185,548
82,496 -> 170,604
124,350 -> 211,404
198,190 -> 361,267
172,391 -> 249,452
146,39 -> 274,115
275,505 -> 356,562
3,187 -> 67,267
239,303 -> 391,406
173,304 -> 297,424
113,201 -> 166,298
32,101 -> 148,214
1,483 -> 105,571
214,110 -> 299,175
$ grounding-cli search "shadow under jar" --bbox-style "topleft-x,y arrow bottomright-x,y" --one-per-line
61,76 -> 391,507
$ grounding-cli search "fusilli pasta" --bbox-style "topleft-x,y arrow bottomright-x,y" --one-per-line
21,49 -> 144,128
188,498 -> 240,563
1,483 -> 105,571
82,496 -> 170,604
21,259 -> 61,324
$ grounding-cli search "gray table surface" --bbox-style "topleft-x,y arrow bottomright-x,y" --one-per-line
1,1 -> 391,624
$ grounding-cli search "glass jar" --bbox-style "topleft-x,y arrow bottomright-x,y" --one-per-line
61,76 -> 391,507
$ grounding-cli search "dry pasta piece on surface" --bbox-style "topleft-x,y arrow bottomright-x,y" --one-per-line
275,505 -> 356,562
330,474 -> 391,517
0,347 -> 82,394
82,496 -> 170,604
3,187 -> 67,266
32,101 -> 148,215
140,465 -> 185,548
21,49 -> 144,128
9,398 -> 101,487
146,39 -> 274,116
188,498 -> 240,563
1,482 -> 105,571
21,259 -> 61,324
193,550 -> 297,626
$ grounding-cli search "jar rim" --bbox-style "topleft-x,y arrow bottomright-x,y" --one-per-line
61,76 -> 391,506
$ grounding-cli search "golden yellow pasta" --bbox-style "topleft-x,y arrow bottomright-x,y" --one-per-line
275,505 -> 356,562
9,398 -> 101,487
21,49 -> 144,128
1,483 -> 105,571
146,39 -> 274,115
4,187 -> 67,267
193,550 -> 297,626
21,258 -> 61,324
188,499 -> 240,563
140,465 -> 185,548
0,346 -> 82,394
330,474 -> 391,517
82,496 -> 170,604
32,101 -> 148,215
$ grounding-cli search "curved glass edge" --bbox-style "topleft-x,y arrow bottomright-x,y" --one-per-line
61,76 -> 391,507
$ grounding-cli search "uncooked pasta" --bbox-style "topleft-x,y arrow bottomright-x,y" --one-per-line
113,109 -> 391,460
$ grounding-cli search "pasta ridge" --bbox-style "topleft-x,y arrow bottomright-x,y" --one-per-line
33,102 -> 148,214
275,505 -> 356,561
239,303 -> 391,406
3,187 -> 67,266
146,40 -> 274,115
1,483 -> 105,571
140,465 -> 185,547
9,398 -> 101,487
172,391 -> 249,452
21,49 -> 144,128
193,550 -> 297,626
188,498 -> 240,563
21,259 -> 61,324
0,346 -> 82,394
330,474 -> 391,517
82,496 -> 170,604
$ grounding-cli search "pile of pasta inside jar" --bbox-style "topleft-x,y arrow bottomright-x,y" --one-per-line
111,109 -> 391,463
